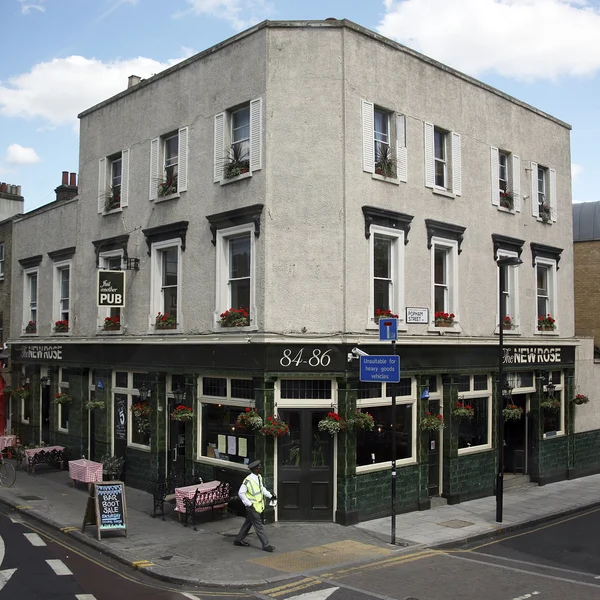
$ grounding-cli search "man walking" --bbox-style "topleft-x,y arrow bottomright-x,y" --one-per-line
233,460 -> 276,552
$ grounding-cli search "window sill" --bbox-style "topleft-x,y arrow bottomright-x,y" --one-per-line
53,332 -> 71,336
220,172 -> 252,186
543,430 -> 565,440
536,218 -> 553,225
497,206 -> 515,214
458,444 -> 492,456
57,427 -> 68,434
356,459 -> 417,474
103,207 -> 123,215
155,192 -> 180,203
432,187 -> 455,199
150,328 -> 181,335
428,325 -> 459,333
495,327 -> 521,335
534,329 -> 560,336
128,443 -> 151,452
216,324 -> 258,333
22,332 -> 38,337
366,321 -> 407,332
99,329 -> 123,335
372,173 -> 400,185
196,456 -> 248,471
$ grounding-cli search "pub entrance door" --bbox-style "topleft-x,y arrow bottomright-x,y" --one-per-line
277,409 -> 333,521
168,398 -> 186,477
41,385 -> 50,445
113,394 -> 128,481
504,393 -> 528,474
427,398 -> 442,497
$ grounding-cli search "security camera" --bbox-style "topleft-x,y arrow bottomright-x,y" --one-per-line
352,347 -> 369,357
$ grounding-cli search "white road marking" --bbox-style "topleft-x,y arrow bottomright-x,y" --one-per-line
288,588 -> 339,600
180,594 -> 200,599
24,533 -> 46,547
76,595 -> 97,600
8,517 -> 22,524
0,568 -> 16,591
46,559 -> 72,576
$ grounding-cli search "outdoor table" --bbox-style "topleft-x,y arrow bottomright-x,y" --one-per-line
174,480 -> 220,515
25,445 -> 65,474
68,459 -> 103,487
0,435 -> 17,452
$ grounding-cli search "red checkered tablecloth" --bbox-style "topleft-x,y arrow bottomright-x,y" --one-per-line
68,459 -> 103,483
0,435 -> 17,451
25,445 -> 64,460
174,480 -> 220,513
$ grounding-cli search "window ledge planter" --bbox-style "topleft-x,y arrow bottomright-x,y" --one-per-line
220,171 -> 252,186
434,312 -> 455,328
25,321 -> 37,334
154,313 -> 177,330
219,308 -> 250,328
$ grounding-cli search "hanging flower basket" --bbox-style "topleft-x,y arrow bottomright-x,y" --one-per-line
10,387 -> 30,401
261,416 -> 289,437
346,410 -> 375,432
53,392 -> 73,405
540,398 -> 561,412
420,412 -> 444,431
85,400 -> 106,411
170,405 -> 195,421
25,321 -> 37,333
452,401 -> 474,420
572,394 -> 589,405
374,309 -> 399,323
236,408 -> 263,431
131,401 -> 152,418
503,404 -> 523,421
220,308 -> 250,328
434,312 -> 455,327
317,412 -> 345,435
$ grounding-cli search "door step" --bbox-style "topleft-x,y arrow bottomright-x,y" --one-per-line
429,496 -> 448,508
504,473 -> 536,492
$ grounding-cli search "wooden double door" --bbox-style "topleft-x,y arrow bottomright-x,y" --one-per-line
277,409 -> 334,521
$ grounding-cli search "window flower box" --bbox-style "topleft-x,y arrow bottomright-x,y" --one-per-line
155,312 -> 177,329
346,410 -> 375,432
103,316 -> 121,331
434,312 -> 455,327
503,316 -> 513,330
540,203 -> 551,223
220,308 -> 250,328
104,188 -> 121,211
53,392 -> 73,405
537,314 -> 556,331
503,404 -> 523,421
260,416 -> 289,437
223,143 -> 250,180
158,175 -> 177,197
54,319 -> 69,333
131,401 -> 152,434
452,401 -> 474,420
499,191 -> 515,210
317,412 -> 345,435
572,393 -> 589,405
236,408 -> 263,431
375,308 -> 399,323
25,321 -> 37,334
170,405 -> 195,421
374,143 -> 397,178
420,412 -> 444,431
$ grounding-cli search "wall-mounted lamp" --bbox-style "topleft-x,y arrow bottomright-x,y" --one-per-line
172,384 -> 186,403
545,381 -> 556,399
137,383 -> 152,401
40,376 -> 51,386
502,380 -> 514,401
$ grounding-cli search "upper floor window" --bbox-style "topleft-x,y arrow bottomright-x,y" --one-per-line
150,127 -> 188,200
498,253 -> 520,332
53,259 -> 72,332
491,147 -> 521,212
98,150 -> 129,213
23,268 -> 38,334
361,100 -> 407,182
0,243 -> 5,280
536,260 -> 557,332
214,98 -> 262,183
530,162 -> 556,223
431,239 -> 459,329
150,241 -> 180,331
99,252 -> 123,332
425,123 -> 461,195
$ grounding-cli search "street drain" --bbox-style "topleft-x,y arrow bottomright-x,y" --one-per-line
437,519 -> 474,529
18,495 -> 43,501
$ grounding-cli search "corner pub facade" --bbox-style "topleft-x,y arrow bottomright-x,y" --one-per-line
8,20 -> 598,525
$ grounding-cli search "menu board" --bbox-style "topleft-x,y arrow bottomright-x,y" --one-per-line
82,481 -> 128,540
114,395 -> 127,440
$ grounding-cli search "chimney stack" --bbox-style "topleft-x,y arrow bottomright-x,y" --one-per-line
55,171 -> 78,203
128,75 -> 141,88
0,181 -> 24,201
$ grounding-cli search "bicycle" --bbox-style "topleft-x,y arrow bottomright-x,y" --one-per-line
0,453 -> 16,487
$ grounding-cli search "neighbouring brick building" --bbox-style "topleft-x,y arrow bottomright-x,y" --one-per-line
8,19 -> 600,524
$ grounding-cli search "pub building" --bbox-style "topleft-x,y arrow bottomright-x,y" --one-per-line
9,340 -> 577,524
7,20 -> 595,524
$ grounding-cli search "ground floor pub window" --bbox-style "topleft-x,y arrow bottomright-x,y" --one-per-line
542,371 -> 564,436
113,371 -> 150,449
457,397 -> 489,450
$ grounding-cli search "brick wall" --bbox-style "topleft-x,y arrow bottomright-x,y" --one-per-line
573,241 -> 600,345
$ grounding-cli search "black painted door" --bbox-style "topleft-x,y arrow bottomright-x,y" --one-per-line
427,399 -> 441,497
504,393 -> 527,474
41,386 -> 50,444
168,399 -> 186,476
277,409 -> 333,521
113,394 -> 127,480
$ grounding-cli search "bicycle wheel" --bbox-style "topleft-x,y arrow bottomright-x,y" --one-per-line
0,461 -> 16,487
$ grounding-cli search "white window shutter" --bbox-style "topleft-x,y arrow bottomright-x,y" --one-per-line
120,149 -> 129,207
149,137 -> 159,200
362,99 -> 374,174
178,127 -> 188,193
98,158 -> 106,214
396,113 -> 407,183
249,98 -> 262,172
490,146 -> 499,206
512,154 -> 521,212
424,122 -> 434,188
214,112 -> 225,183
451,131 -> 462,196
549,168 -> 557,222
530,161 -> 539,218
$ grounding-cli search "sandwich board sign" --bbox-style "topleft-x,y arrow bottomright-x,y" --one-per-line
82,481 -> 128,540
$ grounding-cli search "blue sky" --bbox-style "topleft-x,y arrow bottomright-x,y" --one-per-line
1,0 -> 599,211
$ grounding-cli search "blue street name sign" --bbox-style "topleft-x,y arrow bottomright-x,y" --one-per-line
379,317 -> 398,341
359,355 -> 401,383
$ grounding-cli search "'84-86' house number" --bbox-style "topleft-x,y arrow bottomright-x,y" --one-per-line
279,348 -> 333,368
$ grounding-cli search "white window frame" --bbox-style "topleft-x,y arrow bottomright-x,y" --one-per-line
425,123 -> 461,196
214,223 -> 255,329
150,128 -> 188,200
434,128 -> 448,189
542,373 -> 565,438
58,367 -> 70,433
491,148 -> 521,212
53,259 -> 72,332
99,149 -> 129,213
196,375 -> 255,470
23,267 -> 39,333
368,225 -> 405,329
149,239 -> 182,332
20,377 -> 30,424
356,378 -> 417,472
430,237 -> 459,330
113,371 -> 151,451
535,257 -> 558,334
98,250 -> 124,331
496,250 -> 520,334
455,375 -> 492,456
0,243 -> 4,280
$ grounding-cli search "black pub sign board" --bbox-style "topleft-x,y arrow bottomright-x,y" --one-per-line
97,270 -> 126,308
82,481 -> 128,541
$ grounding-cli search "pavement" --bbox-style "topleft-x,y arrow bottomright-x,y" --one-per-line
0,466 -> 599,589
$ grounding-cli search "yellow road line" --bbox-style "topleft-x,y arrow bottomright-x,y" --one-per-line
15,505 -> 31,510
268,579 -> 322,597
132,560 -> 156,568
261,577 -> 320,595
60,526 -> 78,533
324,549 -> 438,577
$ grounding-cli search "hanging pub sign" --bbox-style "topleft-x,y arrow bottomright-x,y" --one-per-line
97,270 -> 126,308
82,481 -> 128,540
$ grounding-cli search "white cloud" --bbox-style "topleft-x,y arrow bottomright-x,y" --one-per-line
0,52 -> 191,127
6,143 -> 40,165
18,0 -> 45,14
378,0 -> 600,80
177,0 -> 272,31
572,163 -> 583,179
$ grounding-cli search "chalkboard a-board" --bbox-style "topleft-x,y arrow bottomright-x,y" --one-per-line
82,481 -> 128,540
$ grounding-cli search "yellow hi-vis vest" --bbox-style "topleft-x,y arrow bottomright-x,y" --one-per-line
243,475 -> 265,513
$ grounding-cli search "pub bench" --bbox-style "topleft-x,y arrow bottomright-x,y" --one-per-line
182,481 -> 230,531
26,447 -> 69,475
150,471 -> 203,519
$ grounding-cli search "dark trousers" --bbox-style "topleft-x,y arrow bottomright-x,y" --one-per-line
234,506 -> 270,548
